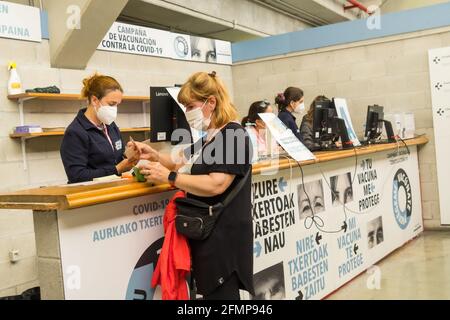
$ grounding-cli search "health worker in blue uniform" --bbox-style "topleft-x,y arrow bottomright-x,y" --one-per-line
276,86 -> 305,142
60,73 -> 137,184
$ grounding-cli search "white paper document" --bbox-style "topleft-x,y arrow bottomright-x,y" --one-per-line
334,98 -> 361,146
258,113 -> 315,162
166,87 -> 185,113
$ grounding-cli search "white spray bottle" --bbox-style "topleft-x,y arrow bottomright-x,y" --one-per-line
7,61 -> 23,95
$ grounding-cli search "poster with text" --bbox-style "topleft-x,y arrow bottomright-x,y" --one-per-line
58,191 -> 176,300
98,22 -> 232,65
251,146 -> 422,300
0,1 -> 41,42
57,148 -> 422,300
428,46 -> 450,225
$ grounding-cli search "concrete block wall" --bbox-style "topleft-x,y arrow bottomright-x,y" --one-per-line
232,29 -> 450,231
159,0 -> 310,37
0,37 -> 232,297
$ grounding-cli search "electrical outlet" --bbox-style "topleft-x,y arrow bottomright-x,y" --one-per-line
9,250 -> 19,263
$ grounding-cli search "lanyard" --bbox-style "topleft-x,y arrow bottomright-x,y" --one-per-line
101,124 -> 114,151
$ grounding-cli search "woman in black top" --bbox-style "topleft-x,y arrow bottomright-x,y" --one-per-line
276,87 -> 305,142
129,71 -> 254,300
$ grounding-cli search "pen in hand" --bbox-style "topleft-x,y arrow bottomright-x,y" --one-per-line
127,136 -> 141,161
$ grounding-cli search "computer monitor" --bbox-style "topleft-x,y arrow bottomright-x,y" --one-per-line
364,105 -> 395,144
312,97 -> 354,150
149,87 -> 191,145
312,98 -> 336,142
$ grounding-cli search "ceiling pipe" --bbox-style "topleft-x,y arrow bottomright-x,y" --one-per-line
344,0 -> 373,14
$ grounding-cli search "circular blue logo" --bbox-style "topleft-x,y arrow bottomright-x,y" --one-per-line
125,237 -> 164,300
392,169 -> 412,230
174,36 -> 189,58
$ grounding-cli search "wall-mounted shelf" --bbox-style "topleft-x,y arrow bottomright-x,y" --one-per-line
8,93 -> 150,103
10,128 -> 150,140
8,92 -> 151,170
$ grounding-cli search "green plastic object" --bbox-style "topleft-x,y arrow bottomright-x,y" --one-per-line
133,167 -> 146,183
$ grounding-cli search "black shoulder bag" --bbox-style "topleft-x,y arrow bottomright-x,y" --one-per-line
175,169 -> 251,241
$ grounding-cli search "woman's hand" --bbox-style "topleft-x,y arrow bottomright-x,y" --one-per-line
139,162 -> 171,185
126,141 -> 159,162
124,151 -> 140,166
116,158 -> 136,175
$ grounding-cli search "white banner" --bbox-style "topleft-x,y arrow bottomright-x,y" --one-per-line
0,1 -> 41,42
428,47 -> 450,225
57,147 -> 422,300
98,22 -> 232,65
58,191 -> 176,300
250,147 -> 422,300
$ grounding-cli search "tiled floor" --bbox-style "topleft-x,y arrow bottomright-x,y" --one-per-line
327,231 -> 450,300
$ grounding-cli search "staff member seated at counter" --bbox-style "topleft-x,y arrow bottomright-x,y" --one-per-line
300,95 -> 341,151
128,71 -> 254,300
276,86 -> 305,142
241,99 -> 273,155
60,73 -> 136,184
300,95 -> 328,151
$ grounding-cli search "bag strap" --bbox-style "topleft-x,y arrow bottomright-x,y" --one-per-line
221,168 -> 251,208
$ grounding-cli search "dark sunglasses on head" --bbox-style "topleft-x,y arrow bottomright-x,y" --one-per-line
258,99 -> 270,108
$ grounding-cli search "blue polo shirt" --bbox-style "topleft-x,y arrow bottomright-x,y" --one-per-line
278,110 -> 303,142
60,108 -> 125,184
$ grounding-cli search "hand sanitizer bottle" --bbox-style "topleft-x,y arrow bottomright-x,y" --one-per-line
8,61 -> 23,95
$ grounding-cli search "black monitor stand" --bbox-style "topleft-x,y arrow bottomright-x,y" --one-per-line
335,118 -> 354,150
318,117 -> 353,151
363,119 -> 396,145
316,139 -> 339,152
314,117 -> 354,151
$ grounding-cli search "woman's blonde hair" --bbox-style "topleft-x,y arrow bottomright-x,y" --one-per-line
178,71 -> 238,128
82,73 -> 123,103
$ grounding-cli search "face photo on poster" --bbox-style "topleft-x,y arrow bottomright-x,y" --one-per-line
367,216 -> 384,249
297,180 -> 325,220
191,36 -> 217,63
251,262 -> 285,300
330,172 -> 354,207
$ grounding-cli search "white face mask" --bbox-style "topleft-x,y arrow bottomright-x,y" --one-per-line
294,102 -> 305,114
185,100 -> 211,131
96,104 -> 118,125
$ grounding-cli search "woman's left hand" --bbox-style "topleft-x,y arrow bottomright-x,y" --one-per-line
117,158 -> 137,175
139,162 -> 171,185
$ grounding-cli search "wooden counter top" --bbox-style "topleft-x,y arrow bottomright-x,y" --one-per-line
252,135 -> 428,175
0,136 -> 428,211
